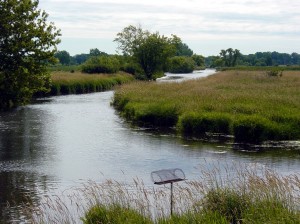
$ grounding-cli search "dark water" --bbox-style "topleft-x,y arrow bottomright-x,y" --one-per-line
1,90 -> 300,222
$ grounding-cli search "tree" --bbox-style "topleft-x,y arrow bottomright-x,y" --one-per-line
114,25 -> 191,79
114,25 -> 150,56
168,56 -> 195,73
219,48 -> 240,67
192,54 -> 205,67
134,33 -> 176,79
176,42 -> 194,56
73,53 -> 90,64
55,50 -> 71,65
89,48 -> 108,57
0,0 -> 61,110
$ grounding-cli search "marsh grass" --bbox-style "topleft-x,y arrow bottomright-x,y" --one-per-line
113,71 -> 300,143
24,163 -> 300,223
37,71 -> 134,96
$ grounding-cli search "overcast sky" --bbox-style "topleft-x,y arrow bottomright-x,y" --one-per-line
39,0 -> 300,56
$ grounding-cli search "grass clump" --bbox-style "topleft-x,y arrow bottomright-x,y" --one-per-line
113,71 -> 300,143
37,71 -> 134,96
82,204 -> 152,224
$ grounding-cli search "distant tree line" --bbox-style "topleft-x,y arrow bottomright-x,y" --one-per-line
206,50 -> 300,68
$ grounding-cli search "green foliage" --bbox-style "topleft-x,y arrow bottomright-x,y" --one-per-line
114,25 -> 150,56
0,0 -> 61,110
89,48 -> 108,57
167,56 -> 195,73
115,25 -> 194,80
81,56 -> 120,74
54,50 -> 71,65
133,33 -> 176,79
192,54 -> 205,68
175,42 -> 194,56
81,204 -> 152,224
219,48 -> 240,67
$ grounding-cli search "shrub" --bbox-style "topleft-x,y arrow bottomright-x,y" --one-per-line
167,56 -> 195,73
82,56 -> 120,74
266,69 -> 283,77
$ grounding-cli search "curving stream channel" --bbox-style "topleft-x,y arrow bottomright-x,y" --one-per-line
0,70 -> 300,222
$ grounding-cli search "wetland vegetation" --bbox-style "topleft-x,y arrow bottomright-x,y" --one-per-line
113,70 -> 300,143
27,164 -> 300,223
36,71 -> 134,96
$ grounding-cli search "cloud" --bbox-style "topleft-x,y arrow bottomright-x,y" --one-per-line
39,0 -> 300,55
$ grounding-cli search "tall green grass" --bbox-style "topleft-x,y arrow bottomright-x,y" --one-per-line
113,71 -> 300,143
24,163 -> 300,223
37,71 -> 134,96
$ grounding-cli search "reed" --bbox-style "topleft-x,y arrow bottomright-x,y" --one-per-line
24,163 -> 300,223
113,71 -> 300,143
37,71 -> 134,96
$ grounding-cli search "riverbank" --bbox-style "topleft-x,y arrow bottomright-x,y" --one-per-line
27,165 -> 300,223
36,71 -> 134,96
113,70 -> 300,143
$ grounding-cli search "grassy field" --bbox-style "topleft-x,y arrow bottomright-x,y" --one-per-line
113,70 -> 300,143
37,71 -> 134,96
27,164 -> 300,223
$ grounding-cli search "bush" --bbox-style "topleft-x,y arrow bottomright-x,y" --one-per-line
266,69 -> 283,77
167,56 -> 195,73
82,56 -> 120,74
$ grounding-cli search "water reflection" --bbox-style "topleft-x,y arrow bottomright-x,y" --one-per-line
0,91 -> 300,222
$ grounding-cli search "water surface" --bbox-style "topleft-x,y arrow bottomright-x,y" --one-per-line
1,75 -> 300,222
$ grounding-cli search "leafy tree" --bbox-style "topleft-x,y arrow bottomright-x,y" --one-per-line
115,25 -> 192,79
168,56 -> 195,73
114,25 -> 150,56
0,0 -> 61,110
55,50 -> 71,65
89,48 -> 108,57
176,42 -> 194,56
73,53 -> 90,64
219,48 -> 240,67
133,33 -> 177,79
192,54 -> 205,67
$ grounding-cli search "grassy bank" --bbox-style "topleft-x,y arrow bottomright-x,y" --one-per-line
113,71 -> 300,143
38,71 -> 134,96
26,164 -> 300,223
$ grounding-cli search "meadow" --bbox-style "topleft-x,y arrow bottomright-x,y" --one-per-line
38,71 -> 134,96
113,70 -> 300,143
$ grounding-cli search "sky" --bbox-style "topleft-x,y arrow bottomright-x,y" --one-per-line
39,0 -> 300,56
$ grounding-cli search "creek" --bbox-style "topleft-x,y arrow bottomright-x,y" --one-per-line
0,70 -> 299,222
